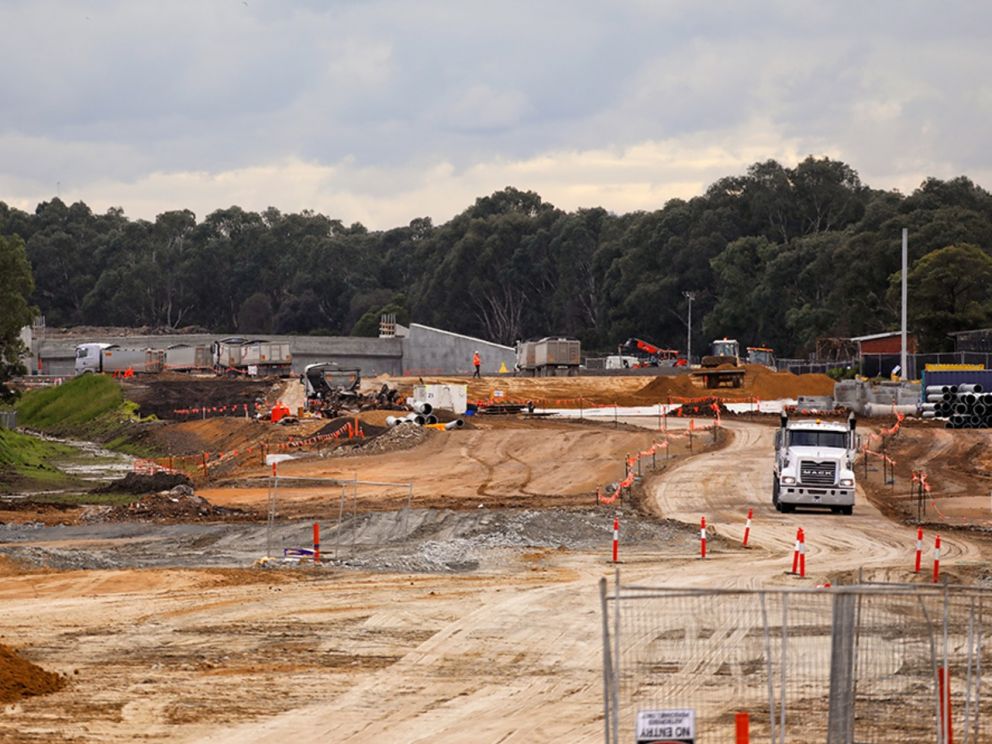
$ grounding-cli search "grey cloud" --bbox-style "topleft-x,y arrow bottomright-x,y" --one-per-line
1,0 -> 990,223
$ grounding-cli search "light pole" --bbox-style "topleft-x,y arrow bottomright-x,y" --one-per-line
683,291 -> 696,364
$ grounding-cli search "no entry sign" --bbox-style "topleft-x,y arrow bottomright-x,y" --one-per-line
635,709 -> 695,744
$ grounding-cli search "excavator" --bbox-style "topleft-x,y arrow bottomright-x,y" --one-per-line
619,338 -> 683,367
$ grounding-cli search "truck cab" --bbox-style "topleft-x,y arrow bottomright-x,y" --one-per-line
74,343 -> 112,374
773,413 -> 858,515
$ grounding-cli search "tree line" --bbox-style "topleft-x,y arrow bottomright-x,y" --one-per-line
2,156 -> 992,358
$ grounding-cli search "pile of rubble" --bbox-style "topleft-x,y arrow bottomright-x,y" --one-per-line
673,397 -> 729,417
88,485 -> 244,522
92,471 -> 193,494
336,424 -> 429,456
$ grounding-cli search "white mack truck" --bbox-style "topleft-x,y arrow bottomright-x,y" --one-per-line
773,413 -> 858,515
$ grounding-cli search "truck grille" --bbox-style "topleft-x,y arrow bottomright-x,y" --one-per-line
800,461 -> 837,485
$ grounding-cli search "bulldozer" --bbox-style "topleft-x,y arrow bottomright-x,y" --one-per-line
691,338 -> 746,388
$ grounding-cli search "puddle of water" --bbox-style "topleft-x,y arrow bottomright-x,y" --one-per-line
23,431 -> 135,482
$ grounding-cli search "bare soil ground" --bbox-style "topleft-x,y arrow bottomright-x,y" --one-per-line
4,373 -> 988,743
857,418 -> 992,528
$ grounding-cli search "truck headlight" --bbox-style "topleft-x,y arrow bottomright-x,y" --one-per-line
840,478 -> 854,487
782,476 -> 796,485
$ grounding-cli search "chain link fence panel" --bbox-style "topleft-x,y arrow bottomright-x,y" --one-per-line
602,579 -> 991,743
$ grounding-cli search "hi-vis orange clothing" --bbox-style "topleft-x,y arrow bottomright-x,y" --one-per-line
472,353 -> 481,367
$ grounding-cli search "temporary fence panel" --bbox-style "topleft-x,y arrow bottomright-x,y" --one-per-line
264,475 -> 414,564
602,580 -> 992,744
0,410 -> 16,430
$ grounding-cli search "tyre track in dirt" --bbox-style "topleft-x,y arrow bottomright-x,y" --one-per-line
184,420 -> 986,743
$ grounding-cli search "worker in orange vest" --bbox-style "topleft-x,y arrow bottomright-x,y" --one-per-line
472,351 -> 481,378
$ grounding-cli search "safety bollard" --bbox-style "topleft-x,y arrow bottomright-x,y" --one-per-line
798,528 -> 806,578
933,534 -> 941,583
313,522 -> 320,564
735,711 -> 750,744
791,527 -> 801,575
700,516 -> 707,559
612,515 -> 619,563
914,527 -> 923,573
742,508 -> 752,547
938,665 -> 953,744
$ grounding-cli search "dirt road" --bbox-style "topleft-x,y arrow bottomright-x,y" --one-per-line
647,420 -> 985,588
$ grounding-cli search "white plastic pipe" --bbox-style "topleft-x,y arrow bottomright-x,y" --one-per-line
408,400 -> 433,415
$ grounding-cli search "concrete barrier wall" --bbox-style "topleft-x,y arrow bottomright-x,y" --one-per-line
401,323 -> 516,376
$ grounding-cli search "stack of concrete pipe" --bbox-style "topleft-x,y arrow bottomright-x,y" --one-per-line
385,400 -> 464,429
923,384 -> 991,428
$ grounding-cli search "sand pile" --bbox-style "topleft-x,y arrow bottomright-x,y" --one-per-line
0,643 -> 66,704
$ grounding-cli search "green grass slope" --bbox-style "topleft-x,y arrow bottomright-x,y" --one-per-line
0,428 -> 77,488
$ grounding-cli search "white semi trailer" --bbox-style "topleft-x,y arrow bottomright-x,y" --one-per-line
773,413 -> 858,515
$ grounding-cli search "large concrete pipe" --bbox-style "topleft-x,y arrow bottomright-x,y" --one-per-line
386,415 -> 402,427
425,414 -> 438,425
863,402 -> 920,417
926,385 -> 946,395
958,384 -> 983,394
444,419 -> 465,429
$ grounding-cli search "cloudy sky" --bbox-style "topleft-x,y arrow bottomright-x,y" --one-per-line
2,1 -> 990,228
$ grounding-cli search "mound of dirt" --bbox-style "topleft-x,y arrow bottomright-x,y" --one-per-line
93,471 -> 193,494
313,416 -> 388,439
637,365 -> 835,401
674,397 -> 730,417
0,643 -> 66,704
340,424 -> 430,456
96,488 -> 243,521
124,377 -> 274,420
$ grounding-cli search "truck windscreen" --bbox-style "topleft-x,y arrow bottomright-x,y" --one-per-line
788,430 -> 848,448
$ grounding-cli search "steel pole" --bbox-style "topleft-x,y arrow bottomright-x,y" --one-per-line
901,228 -> 908,381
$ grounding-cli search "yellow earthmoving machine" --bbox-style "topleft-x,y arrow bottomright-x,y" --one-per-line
691,338 -> 746,388
746,346 -> 776,369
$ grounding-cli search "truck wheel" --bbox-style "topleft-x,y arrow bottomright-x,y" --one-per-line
842,505 -> 854,516
772,479 -> 780,508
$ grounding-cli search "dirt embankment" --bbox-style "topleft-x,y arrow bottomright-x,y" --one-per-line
380,366 -> 835,406
860,421 -> 992,528
124,376 -> 275,420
